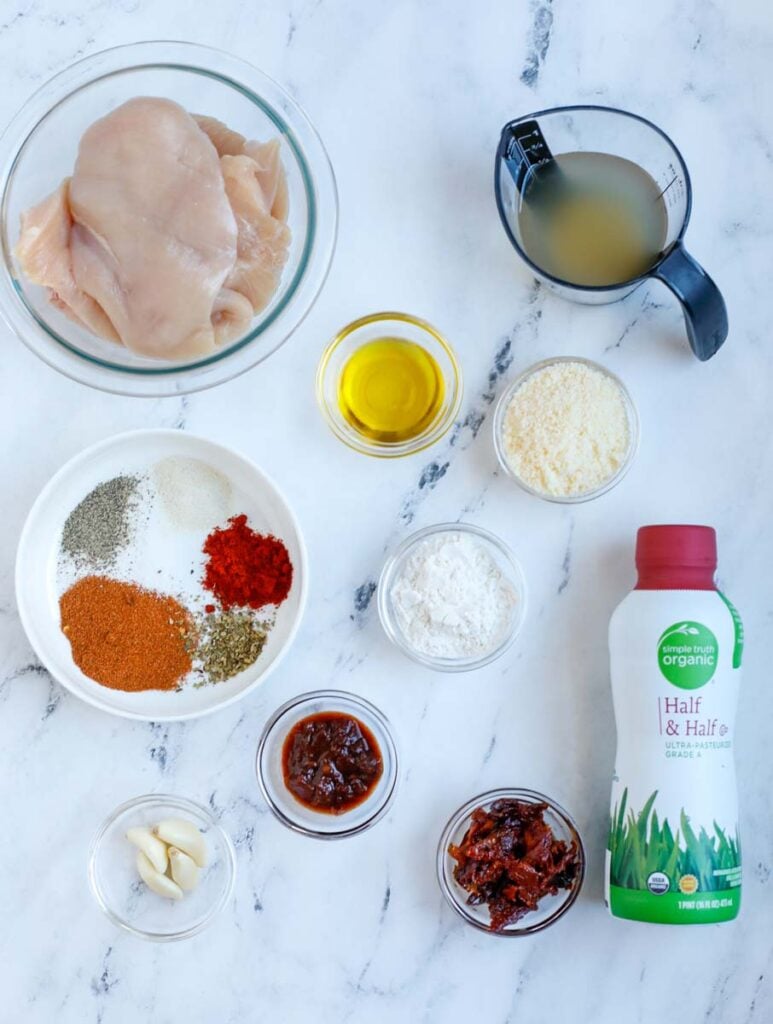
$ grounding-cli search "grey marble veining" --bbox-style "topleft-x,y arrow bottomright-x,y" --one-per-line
0,1 -> 771,1022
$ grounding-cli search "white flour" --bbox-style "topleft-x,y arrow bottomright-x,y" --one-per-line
390,531 -> 518,659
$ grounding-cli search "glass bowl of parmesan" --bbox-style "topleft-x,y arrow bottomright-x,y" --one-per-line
0,41 -> 337,396
493,357 -> 639,503
377,523 -> 527,672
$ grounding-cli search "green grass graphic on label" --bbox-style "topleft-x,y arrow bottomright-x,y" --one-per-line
657,621 -> 718,689
608,788 -> 740,893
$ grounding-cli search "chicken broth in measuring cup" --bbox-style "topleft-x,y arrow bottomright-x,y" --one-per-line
516,151 -> 668,287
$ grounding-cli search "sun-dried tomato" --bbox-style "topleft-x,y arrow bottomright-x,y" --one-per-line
449,798 -> 580,931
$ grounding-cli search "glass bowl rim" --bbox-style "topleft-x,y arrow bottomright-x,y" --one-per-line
87,792 -> 237,942
436,786 -> 586,936
255,688 -> 399,839
493,355 -> 640,504
376,521 -> 528,672
0,40 -> 338,395
315,310 -> 464,459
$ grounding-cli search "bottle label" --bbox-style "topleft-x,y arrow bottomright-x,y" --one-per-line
717,591 -> 744,668
657,621 -> 718,689
607,590 -> 742,924
607,789 -> 742,925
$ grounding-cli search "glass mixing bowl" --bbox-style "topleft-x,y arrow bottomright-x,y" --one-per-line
0,41 -> 337,396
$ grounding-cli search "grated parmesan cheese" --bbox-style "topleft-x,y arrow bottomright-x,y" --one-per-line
500,361 -> 630,498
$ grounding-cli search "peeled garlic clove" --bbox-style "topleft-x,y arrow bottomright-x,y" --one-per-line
126,826 -> 168,873
154,818 -> 208,868
136,851 -> 183,901
168,846 -> 200,891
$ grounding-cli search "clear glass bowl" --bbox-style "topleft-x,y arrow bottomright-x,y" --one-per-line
0,41 -> 337,396
256,690 -> 399,839
437,787 -> 585,935
88,794 -> 236,941
377,522 -> 527,672
316,312 -> 463,457
493,356 -> 640,503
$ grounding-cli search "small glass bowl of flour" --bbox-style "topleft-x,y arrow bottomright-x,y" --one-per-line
377,524 -> 527,671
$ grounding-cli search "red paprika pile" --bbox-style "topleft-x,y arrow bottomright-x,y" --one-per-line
202,514 -> 293,610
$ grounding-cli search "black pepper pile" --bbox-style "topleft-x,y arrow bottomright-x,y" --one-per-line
61,474 -> 142,568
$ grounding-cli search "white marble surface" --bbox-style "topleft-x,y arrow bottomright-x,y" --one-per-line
1,2 -> 771,1022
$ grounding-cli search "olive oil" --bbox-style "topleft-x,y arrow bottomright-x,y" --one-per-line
337,338 -> 445,443
517,151 -> 668,286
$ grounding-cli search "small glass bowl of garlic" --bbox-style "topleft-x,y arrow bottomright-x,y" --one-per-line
88,794 -> 236,941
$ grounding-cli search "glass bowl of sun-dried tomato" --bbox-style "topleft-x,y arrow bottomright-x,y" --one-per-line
437,788 -> 585,935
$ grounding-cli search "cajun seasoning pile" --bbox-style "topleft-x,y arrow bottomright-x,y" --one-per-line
57,463 -> 293,694
60,576 -> 194,692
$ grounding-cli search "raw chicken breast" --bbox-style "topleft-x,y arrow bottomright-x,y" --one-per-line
15,180 -> 119,342
211,287 -> 254,346
194,114 -> 291,318
196,117 -> 289,221
194,115 -> 247,157
15,99 -> 291,361
69,97 -> 238,359
220,153 -> 291,315
244,139 -> 290,221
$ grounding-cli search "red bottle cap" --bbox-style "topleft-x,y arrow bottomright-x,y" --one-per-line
635,525 -> 717,590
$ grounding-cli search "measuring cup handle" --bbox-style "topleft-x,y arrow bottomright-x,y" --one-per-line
652,242 -> 728,361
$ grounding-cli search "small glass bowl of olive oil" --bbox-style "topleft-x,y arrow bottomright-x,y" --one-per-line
316,312 -> 463,458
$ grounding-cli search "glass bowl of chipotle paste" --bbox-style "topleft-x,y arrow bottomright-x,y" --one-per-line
256,690 -> 399,839
437,788 -> 585,935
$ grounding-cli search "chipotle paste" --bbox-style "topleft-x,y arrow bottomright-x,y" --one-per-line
282,712 -> 383,814
449,798 -> 580,931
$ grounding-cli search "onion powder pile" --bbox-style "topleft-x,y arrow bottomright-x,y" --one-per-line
153,456 -> 232,531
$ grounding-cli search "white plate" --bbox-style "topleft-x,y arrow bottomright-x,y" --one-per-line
15,429 -> 307,721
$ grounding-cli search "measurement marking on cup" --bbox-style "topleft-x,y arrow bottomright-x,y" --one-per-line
655,175 -> 678,202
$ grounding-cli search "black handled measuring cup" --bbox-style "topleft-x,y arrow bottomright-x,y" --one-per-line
495,105 -> 728,361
